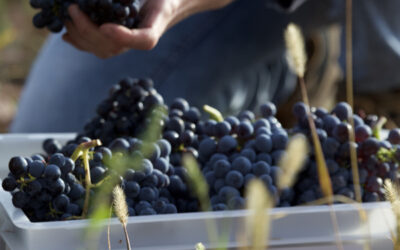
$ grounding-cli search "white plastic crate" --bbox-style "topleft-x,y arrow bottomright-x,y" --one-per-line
0,133 -> 396,250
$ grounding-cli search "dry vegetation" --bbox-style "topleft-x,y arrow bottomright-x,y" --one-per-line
0,0 -> 47,132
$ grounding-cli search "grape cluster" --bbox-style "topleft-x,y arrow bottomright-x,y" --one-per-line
291,102 -> 400,204
197,103 -> 295,210
2,135 -> 186,221
30,0 -> 142,33
4,76 -> 400,222
82,77 -> 164,145
2,153 -> 85,221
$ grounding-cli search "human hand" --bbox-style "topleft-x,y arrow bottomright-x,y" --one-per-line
62,0 -> 234,59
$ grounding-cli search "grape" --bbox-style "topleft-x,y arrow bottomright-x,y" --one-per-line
237,121 -> 254,139
43,138 -> 62,155
224,116 -> 240,131
9,156 -> 28,177
255,134 -> 272,153
225,170 -> 244,189
333,122 -> 351,143
253,118 -> 271,131
139,187 -> 157,202
238,110 -> 255,121
239,148 -> 255,162
214,121 -> 231,138
2,176 -> 17,191
90,167 -> 106,184
44,165 -> 62,180
293,102 -> 308,119
360,137 -> 380,157
26,180 -> 42,196
232,156 -> 252,175
217,135 -> 237,153
271,132 -> 288,150
157,139 -> 172,157
218,186 -> 240,203
171,98 -> 189,112
213,159 -> 231,178
355,124 -> 372,143
199,138 -> 217,159
12,191 -> 30,208
332,102 -> 352,121
252,161 -> 271,176
388,129 -> 400,144
28,160 -> 46,178
260,102 -> 277,117
53,194 -> 70,212
322,115 -> 340,136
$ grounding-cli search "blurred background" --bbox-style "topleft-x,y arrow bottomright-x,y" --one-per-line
1,0 -> 399,133
0,0 -> 47,132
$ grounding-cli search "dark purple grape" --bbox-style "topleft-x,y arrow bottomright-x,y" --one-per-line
213,159 -> 231,178
217,135 -> 237,153
2,176 -> 17,191
355,124 -> 372,143
237,121 -> 253,139
252,161 -> 271,176
44,164 -> 61,180
260,102 -> 277,117
293,102 -> 308,119
9,156 -> 28,177
365,176 -> 382,193
332,102 -> 352,121
255,134 -> 272,153
43,138 -> 61,155
388,129 -> 400,144
225,170 -> 244,189
332,122 -> 351,143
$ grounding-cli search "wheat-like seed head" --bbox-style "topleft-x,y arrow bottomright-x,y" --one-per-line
113,185 -> 129,225
245,179 -> 272,250
384,180 -> 400,214
195,242 -> 206,250
284,23 -> 307,78
278,134 -> 308,189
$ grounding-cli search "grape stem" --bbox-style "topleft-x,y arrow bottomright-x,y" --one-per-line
71,140 -> 102,162
372,117 -> 387,140
203,105 -> 224,122
70,140 -> 102,218
82,149 -> 92,218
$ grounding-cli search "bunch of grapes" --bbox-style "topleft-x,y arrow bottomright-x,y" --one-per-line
196,103 -> 295,210
2,153 -> 85,222
4,75 -> 400,223
30,0 -> 142,33
291,101 -> 400,204
82,77 -> 164,146
2,134 -> 186,221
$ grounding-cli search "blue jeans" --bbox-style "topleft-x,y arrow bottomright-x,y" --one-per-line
10,0 -> 342,132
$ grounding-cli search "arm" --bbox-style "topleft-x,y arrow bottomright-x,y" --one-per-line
63,0 -> 234,59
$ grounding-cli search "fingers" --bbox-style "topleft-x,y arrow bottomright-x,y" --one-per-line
99,4 -> 169,50
64,21 -> 93,51
64,4 -> 125,58
68,5 -> 100,40
100,24 -> 159,50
